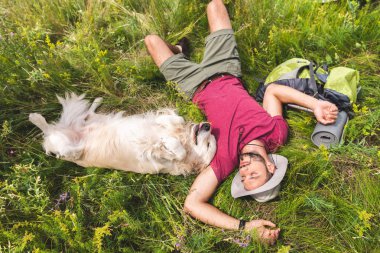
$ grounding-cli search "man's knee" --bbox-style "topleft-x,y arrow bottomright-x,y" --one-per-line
207,0 -> 224,15
144,34 -> 160,50
206,0 -> 231,32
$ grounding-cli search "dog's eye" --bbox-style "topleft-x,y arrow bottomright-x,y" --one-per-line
207,142 -> 210,148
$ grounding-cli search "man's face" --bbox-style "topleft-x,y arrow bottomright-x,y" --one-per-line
239,152 -> 271,191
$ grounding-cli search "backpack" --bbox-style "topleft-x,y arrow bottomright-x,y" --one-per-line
255,58 -> 360,117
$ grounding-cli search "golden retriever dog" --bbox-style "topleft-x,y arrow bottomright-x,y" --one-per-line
29,93 -> 216,175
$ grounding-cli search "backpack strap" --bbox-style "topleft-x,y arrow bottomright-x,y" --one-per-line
308,61 -> 319,97
280,64 -> 309,80
292,62 -> 319,97
314,63 -> 329,84
315,73 -> 329,84
295,64 -> 310,78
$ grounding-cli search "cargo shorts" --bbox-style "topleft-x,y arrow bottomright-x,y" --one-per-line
159,29 -> 242,99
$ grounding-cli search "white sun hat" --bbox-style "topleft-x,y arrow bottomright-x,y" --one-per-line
231,154 -> 288,202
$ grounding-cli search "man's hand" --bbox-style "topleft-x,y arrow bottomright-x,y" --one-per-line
245,219 -> 280,245
313,100 -> 339,125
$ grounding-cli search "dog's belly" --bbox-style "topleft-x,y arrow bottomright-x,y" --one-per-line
76,120 -> 180,174
76,151 -> 172,174
76,157 -> 158,173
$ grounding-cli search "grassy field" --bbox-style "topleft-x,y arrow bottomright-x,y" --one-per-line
1,0 -> 379,252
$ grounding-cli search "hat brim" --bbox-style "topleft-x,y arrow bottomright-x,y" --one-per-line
231,154 -> 288,199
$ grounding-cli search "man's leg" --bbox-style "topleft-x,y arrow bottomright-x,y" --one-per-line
201,0 -> 241,79
207,0 -> 232,33
145,34 -> 203,98
144,35 -> 181,67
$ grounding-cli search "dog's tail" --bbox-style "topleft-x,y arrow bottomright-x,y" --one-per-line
56,93 -> 100,127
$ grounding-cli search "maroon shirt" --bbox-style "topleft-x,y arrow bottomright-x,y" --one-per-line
193,75 -> 288,182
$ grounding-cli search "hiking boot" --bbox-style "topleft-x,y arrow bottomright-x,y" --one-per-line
176,37 -> 190,58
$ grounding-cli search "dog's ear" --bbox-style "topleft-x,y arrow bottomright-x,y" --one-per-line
151,136 -> 186,161
29,113 -> 50,133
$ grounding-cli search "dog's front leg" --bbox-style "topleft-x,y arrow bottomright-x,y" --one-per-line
155,115 -> 185,129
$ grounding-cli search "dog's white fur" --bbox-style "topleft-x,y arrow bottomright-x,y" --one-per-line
29,93 -> 216,175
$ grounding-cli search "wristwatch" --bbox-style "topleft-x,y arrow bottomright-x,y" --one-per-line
239,219 -> 246,230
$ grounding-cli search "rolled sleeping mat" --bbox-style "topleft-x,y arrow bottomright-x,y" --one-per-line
311,110 -> 348,148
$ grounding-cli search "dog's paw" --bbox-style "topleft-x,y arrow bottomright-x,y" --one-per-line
52,149 -> 83,161
63,150 -> 83,160
155,115 -> 185,128
156,108 -> 177,116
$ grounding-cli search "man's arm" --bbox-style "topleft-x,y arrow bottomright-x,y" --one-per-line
184,166 -> 280,244
263,84 -> 338,124
184,167 -> 239,229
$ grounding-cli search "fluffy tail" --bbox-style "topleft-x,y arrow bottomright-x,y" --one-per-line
56,93 -> 102,127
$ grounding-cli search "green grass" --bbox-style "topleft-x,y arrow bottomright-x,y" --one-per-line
1,0 -> 379,252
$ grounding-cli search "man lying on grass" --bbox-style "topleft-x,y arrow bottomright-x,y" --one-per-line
144,0 -> 338,245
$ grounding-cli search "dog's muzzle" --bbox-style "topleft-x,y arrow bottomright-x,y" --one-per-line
194,122 -> 211,145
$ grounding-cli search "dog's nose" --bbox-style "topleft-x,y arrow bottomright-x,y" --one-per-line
200,123 -> 211,131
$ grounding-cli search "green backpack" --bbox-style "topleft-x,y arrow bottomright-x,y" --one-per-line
256,58 -> 359,117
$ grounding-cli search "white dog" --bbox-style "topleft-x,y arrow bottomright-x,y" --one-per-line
29,93 -> 216,175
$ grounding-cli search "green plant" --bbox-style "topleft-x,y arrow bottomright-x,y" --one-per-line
1,0 -> 379,252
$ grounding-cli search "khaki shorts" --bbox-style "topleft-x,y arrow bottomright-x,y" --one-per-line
159,29 -> 242,99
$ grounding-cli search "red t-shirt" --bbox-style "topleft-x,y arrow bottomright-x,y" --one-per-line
192,75 -> 288,182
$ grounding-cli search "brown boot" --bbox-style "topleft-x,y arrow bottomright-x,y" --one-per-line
176,37 -> 190,58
